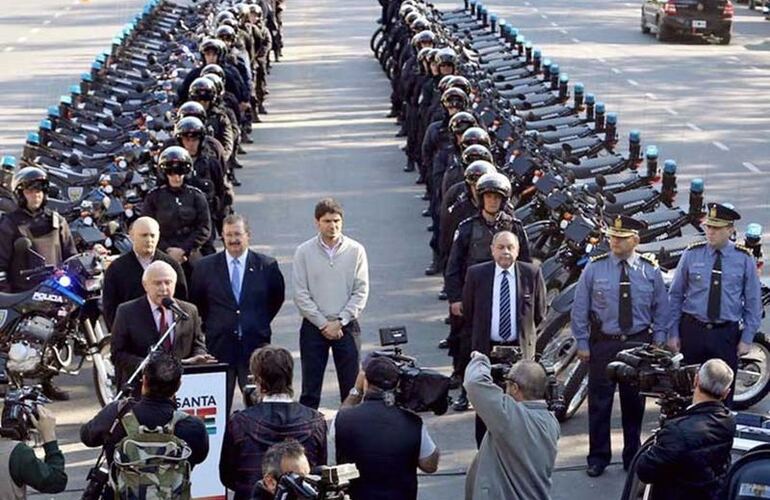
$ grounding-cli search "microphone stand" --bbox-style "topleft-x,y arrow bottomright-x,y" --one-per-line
80,307 -> 186,500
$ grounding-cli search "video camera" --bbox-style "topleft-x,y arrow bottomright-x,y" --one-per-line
488,346 -> 565,415
275,464 -> 359,500
606,344 -> 698,421
0,385 -> 49,441
370,326 -> 451,415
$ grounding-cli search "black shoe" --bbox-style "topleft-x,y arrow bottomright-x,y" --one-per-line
586,464 -> 606,478
448,373 -> 461,389
230,176 -> 242,187
427,225 -> 434,232
237,145 -> 247,155
452,394 -> 470,412
425,263 -> 439,276
242,135 -> 254,144
258,105 -> 268,115
420,192 -> 430,200
403,163 -> 415,172
395,130 -> 406,138
421,209 -> 431,217
443,315 -> 451,325
386,110 -> 399,118
438,338 -> 449,349
253,114 -> 262,123
42,381 -> 70,401
416,176 -> 426,186
438,290 -> 447,301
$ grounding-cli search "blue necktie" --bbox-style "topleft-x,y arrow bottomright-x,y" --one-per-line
231,259 -> 241,304
499,270 -> 512,341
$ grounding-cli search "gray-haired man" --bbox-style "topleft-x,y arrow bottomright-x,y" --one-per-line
636,359 -> 736,499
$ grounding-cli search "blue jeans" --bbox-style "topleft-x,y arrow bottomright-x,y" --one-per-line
299,319 -> 361,410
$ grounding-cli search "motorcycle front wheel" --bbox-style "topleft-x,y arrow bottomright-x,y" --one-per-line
733,334 -> 770,410
92,335 -> 117,407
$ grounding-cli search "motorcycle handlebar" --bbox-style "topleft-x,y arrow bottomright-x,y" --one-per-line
19,264 -> 56,279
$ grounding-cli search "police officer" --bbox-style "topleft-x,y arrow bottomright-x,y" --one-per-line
444,172 -> 530,411
142,147 -> 211,281
0,166 -> 77,400
571,215 -> 670,477
668,203 -> 762,406
174,117 -> 231,253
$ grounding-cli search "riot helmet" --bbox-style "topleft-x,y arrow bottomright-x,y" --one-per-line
12,166 -> 49,208
448,111 -> 477,135
475,172 -> 511,206
158,146 -> 193,177
464,160 -> 496,186
189,77 -> 218,103
177,101 -> 207,121
441,88 -> 470,112
461,144 -> 494,167
460,127 -> 491,149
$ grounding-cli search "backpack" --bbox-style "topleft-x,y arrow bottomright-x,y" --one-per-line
110,410 -> 193,500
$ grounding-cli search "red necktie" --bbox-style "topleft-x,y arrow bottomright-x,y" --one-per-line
159,305 -> 172,351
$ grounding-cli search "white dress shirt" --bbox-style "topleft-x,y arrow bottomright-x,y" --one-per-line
148,296 -> 174,344
490,264 -> 517,342
226,250 -> 248,298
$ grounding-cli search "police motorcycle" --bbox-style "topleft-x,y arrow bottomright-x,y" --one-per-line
0,243 -> 115,407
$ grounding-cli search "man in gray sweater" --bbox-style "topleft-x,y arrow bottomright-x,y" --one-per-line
293,198 -> 369,409
464,351 -> 560,500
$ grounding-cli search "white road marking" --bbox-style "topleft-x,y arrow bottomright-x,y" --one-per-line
541,14 -> 548,19
627,79 -> 639,86
686,122 -> 702,132
611,68 -> 622,74
64,5 -> 71,11
598,57 -> 607,63
54,12 -> 62,18
559,28 -> 568,34
645,93 -> 657,100
712,141 -> 729,151
551,22 -> 559,27
665,108 -> 678,116
533,7 -> 539,11
3,46 -> 14,52
16,36 -> 27,43
571,37 -> 581,43
29,28 -> 40,34
750,66 -> 761,71
743,162 -> 761,173
43,20 -> 51,25
524,1 -> 531,5
728,56 -> 740,62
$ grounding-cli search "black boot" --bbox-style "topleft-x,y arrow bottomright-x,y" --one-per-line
452,392 -> 470,412
258,105 -> 268,115
42,380 -> 70,401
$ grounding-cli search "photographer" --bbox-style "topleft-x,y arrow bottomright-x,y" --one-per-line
329,355 -> 439,500
0,402 -> 67,497
635,359 -> 736,500
220,346 -> 327,500
463,351 -> 559,500
251,439 -> 311,500
80,352 -> 209,472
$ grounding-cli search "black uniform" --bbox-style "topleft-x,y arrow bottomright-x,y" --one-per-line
141,184 -> 211,274
0,208 -> 77,292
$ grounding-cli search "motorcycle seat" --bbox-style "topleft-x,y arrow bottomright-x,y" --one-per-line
0,288 -> 36,308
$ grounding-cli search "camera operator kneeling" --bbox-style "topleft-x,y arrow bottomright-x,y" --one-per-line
0,394 -> 67,498
80,352 -> 209,496
220,346 -> 327,500
464,351 -> 560,500
329,355 -> 440,500
251,439 -> 311,499
635,358 -> 736,500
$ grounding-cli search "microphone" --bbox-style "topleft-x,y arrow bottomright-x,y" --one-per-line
162,297 -> 190,321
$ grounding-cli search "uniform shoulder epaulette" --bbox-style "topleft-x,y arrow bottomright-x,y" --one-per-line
186,185 -> 204,195
590,252 -> 609,262
735,244 -> 752,256
639,253 -> 659,267
457,215 -> 475,228
687,240 -> 707,250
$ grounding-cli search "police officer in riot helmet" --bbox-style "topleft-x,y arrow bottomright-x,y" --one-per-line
189,78 -> 236,165
0,166 -> 77,400
177,39 -> 249,108
444,172 -> 531,411
174,117 -> 231,252
142,147 -> 211,282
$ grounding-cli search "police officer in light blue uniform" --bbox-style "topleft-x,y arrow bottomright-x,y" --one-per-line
572,214 -> 669,477
667,203 -> 762,407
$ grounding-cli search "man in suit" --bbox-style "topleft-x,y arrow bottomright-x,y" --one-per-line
462,230 -> 546,446
111,260 -> 215,393
191,214 -> 286,410
102,216 -> 188,330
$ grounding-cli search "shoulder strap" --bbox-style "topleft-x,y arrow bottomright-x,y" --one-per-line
120,412 -> 141,438
590,252 -> 609,262
639,253 -> 659,267
687,240 -> 707,250
166,410 -> 190,433
735,244 -> 752,256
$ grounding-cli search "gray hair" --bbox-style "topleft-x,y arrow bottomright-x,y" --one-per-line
262,439 -> 306,480
698,359 -> 734,399
491,230 -> 520,247
223,213 -> 250,234
142,260 -> 177,284
507,360 -> 547,400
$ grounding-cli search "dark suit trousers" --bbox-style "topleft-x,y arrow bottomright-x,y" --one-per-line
588,332 -> 650,469
226,359 -> 253,414
299,319 -> 361,410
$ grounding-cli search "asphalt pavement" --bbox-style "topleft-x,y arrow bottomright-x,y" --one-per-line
2,0 -> 770,499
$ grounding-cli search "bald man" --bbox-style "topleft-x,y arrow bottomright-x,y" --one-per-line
111,261 -> 213,393
102,217 -> 187,330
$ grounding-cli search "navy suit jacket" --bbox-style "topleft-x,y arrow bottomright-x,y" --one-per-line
190,250 -> 285,366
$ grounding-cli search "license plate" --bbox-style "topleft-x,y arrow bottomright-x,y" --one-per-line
692,20 -> 707,28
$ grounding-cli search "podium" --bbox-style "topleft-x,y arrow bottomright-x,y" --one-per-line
177,362 -> 229,500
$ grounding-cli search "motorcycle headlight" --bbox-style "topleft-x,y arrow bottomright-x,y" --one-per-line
57,275 -> 72,288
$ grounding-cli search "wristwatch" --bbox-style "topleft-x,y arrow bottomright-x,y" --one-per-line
348,387 -> 361,398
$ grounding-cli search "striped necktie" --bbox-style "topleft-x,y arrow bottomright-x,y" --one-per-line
499,270 -> 512,341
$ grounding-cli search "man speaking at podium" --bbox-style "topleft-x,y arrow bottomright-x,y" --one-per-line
112,260 -> 215,392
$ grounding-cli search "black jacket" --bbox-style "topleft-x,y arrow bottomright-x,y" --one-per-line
142,184 -> 211,257
80,396 -> 209,467
636,401 -> 735,500
101,250 -> 188,330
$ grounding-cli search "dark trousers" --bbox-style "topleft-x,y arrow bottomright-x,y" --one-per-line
588,332 -> 650,469
299,319 -> 361,410
680,314 -> 740,407
225,361 -> 251,415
